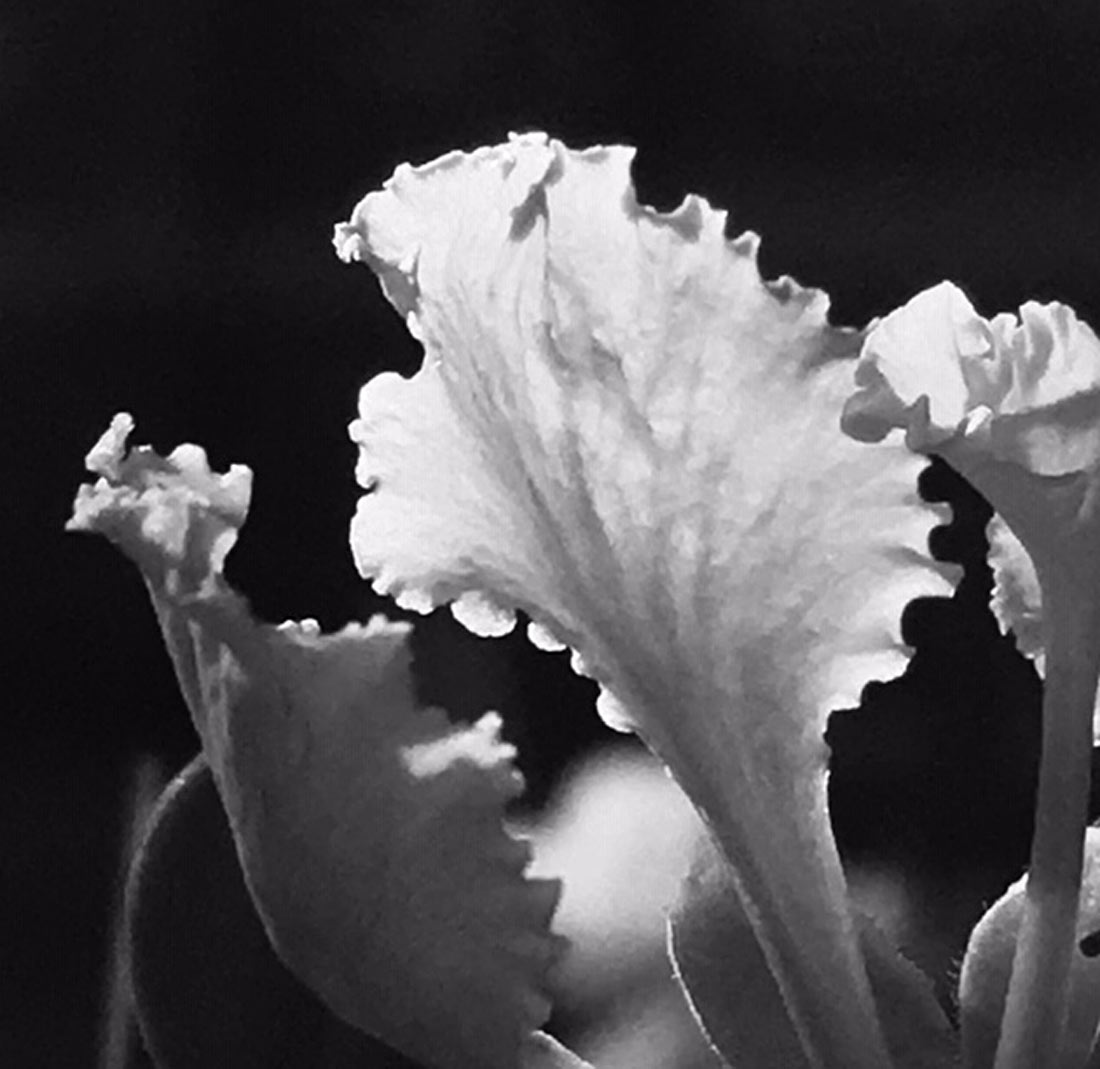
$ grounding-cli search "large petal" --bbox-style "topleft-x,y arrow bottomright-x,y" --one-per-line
336,133 -> 958,1068
68,414 -> 566,1069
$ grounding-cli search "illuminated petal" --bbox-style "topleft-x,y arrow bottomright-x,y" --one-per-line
843,282 -> 1100,1067
337,133 -> 958,1067
68,415 -> 566,1069
987,514 -> 1045,663
987,515 -> 1100,742
843,281 -> 1100,585
843,281 -> 1100,730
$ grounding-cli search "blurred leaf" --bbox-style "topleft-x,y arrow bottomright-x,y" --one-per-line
126,755 -> 420,1069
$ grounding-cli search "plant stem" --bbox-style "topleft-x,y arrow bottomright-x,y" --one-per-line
644,712 -> 892,1069
994,569 -> 1100,1069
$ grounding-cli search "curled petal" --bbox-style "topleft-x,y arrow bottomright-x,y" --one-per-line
843,280 -> 1100,734
69,412 -> 252,597
843,281 -> 1100,585
337,134 -> 958,1067
69,416 -> 566,1069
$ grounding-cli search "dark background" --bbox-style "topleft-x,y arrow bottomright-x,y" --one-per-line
5,0 -> 1100,1063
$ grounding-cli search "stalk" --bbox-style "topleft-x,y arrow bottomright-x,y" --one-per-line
994,568 -> 1100,1069
644,713 -> 892,1069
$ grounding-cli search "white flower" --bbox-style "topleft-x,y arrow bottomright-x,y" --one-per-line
842,280 -> 1100,735
843,280 -> 1100,588
68,414 -> 569,1069
841,280 -> 1100,1069
335,132 -> 957,1068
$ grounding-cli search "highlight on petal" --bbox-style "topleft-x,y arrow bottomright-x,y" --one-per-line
337,133 -> 959,1068
842,281 -> 1100,584
69,416 -> 567,1069
67,411 -> 252,597
987,515 -> 1044,663
843,282 -> 1100,461
987,514 -> 1100,743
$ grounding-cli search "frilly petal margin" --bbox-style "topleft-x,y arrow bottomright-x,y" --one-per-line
987,516 -> 1100,742
336,133 -> 959,1069
67,415 -> 568,1069
842,280 -> 1100,586
987,515 -> 1045,663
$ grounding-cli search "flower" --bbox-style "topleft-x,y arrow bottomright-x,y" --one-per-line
335,132 -> 958,1068
841,280 -> 1100,1069
844,281 -> 1100,748
842,280 -> 1100,590
67,414 -> 571,1069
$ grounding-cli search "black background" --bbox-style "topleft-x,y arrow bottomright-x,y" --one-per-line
5,1 -> 1100,1063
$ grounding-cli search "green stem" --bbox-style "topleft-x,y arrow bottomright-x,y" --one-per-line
994,570 -> 1100,1069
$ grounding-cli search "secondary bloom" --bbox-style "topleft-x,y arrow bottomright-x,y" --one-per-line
335,132 -> 958,1067
842,280 -> 1100,735
67,414 -> 571,1069
843,280 -> 1100,592
841,280 -> 1100,1069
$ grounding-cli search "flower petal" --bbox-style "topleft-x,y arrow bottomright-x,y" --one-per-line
987,514 -> 1045,663
337,134 -> 958,1068
843,280 -> 1100,733
988,514 -> 1100,743
843,281 -> 1100,1069
842,281 -> 1100,585
69,415 -> 566,1069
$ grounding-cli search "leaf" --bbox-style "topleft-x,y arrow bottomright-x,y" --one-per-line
126,756 -> 419,1069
